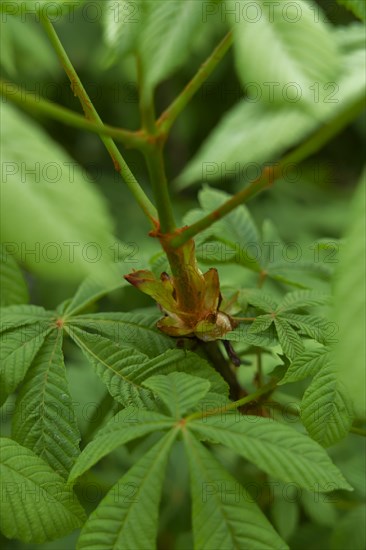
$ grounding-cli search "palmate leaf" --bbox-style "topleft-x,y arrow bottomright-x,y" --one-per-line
279,347 -> 354,446
225,323 -> 279,348
301,362 -> 354,447
274,317 -> 304,360
1,103 -> 115,280
138,0 -> 204,92
69,407 -> 174,482
69,328 -> 228,407
104,0 -> 205,92
0,438 -> 85,544
233,0 -> 340,110
238,290 -> 330,357
138,349 -> 228,396
282,313 -> 333,345
68,311 -> 174,357
0,246 -> 28,306
69,327 -> 155,408
239,289 -> 278,312
261,219 -> 332,287
0,304 -> 55,333
249,315 -> 274,333
189,414 -> 352,492
183,431 -> 287,550
195,187 -> 261,269
143,372 -> 211,419
176,26 -> 365,189
0,324 -> 52,406
12,330 -> 81,479
279,347 -> 328,384
77,430 -> 177,550
277,290 -> 330,312
176,100 -> 314,188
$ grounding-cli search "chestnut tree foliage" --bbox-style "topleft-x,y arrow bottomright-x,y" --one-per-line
0,1 -> 365,549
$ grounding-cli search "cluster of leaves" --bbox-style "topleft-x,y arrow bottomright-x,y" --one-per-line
0,185 -> 362,546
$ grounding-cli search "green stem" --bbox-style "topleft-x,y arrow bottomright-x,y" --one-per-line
185,379 -> 277,422
135,52 -> 176,233
144,144 -> 176,233
40,16 -> 158,227
0,79 -> 145,148
171,94 -> 365,248
157,32 -> 233,135
137,55 -> 157,135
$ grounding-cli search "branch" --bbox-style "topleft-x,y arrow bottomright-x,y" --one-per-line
157,32 -> 233,136
0,79 -> 145,149
40,16 -> 158,227
171,94 -> 365,248
136,52 -> 176,233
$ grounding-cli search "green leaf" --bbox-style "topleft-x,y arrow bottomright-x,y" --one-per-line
176,28 -> 365,189
63,263 -> 130,317
282,313 -> 332,345
69,327 -> 228,408
0,18 -> 16,75
301,364 -> 354,447
105,0 -> 205,93
225,323 -> 279,348
261,219 -> 332,287
189,414 -> 352,491
336,0 -> 366,21
192,187 -> 261,270
239,290 -> 278,312
140,349 -> 229,397
12,331 -> 81,478
0,245 -> 28,306
270,486 -> 299,541
143,372 -> 211,419
279,347 -> 328,384
176,101 -> 312,188
0,438 -> 85,543
233,0 -> 340,110
274,317 -> 304,360
183,431 -> 288,550
0,103 -> 115,281
0,324 -> 52,406
330,504 -> 366,550
69,327 -> 155,408
277,290 -> 330,313
69,407 -> 174,482
77,430 -> 177,550
104,0 -> 142,56
139,1 -> 205,92
249,315 -> 274,333
0,0 -> 86,16
0,304 -> 55,333
68,311 -> 174,357
333,174 -> 366,418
